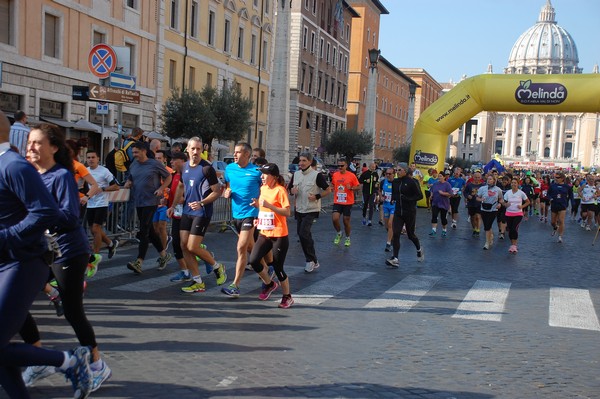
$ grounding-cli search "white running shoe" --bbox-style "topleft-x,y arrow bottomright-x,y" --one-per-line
22,365 -> 56,387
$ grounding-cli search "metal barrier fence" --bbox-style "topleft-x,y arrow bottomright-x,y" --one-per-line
100,188 -> 336,242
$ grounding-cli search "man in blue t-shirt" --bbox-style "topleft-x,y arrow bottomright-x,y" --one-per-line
167,137 -> 226,293
447,167 -> 466,229
221,142 -> 264,297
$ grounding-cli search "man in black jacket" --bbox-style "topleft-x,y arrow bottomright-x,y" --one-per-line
386,163 -> 425,267
358,162 -> 380,226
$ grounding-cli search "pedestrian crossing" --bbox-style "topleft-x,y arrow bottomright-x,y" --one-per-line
89,261 -> 600,332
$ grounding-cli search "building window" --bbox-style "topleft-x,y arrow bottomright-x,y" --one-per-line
308,68 -> 313,95
302,27 -> 308,49
208,10 -> 215,46
544,147 -> 550,157
264,0 -> 270,15
190,1 -> 199,38
300,65 -> 306,92
332,47 -> 336,66
237,27 -> 244,59
298,110 -> 303,128
44,13 -> 59,58
125,42 -> 136,76
122,113 -> 138,129
319,38 -> 324,59
262,39 -> 268,68
312,0 -> 317,14
0,0 -> 11,45
169,60 -> 176,90
0,92 -> 21,113
249,87 -> 254,105
310,32 -> 315,53
250,33 -> 257,64
516,146 -> 522,156
326,43 -> 330,63
39,99 -> 64,118
170,0 -> 179,30
126,0 -> 137,9
317,74 -> 322,98
495,140 -> 503,155
224,18 -> 231,52
207,72 -> 213,87
563,142 -> 573,158
260,90 -> 265,113
189,66 -> 195,89
93,30 -> 105,45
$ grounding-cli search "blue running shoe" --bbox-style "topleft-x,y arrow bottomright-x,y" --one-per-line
64,346 -> 92,399
221,283 -> 240,298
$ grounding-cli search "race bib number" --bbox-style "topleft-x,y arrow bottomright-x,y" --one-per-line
583,193 -> 593,202
257,211 -> 275,230
452,187 -> 460,195
174,204 -> 183,217
384,192 -> 392,202
542,190 -> 547,197
336,192 -> 348,203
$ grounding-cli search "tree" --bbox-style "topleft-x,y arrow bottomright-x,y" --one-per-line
160,84 -> 253,149
323,129 -> 374,162
392,143 -> 411,163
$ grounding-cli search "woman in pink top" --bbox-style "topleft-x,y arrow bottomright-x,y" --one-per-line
503,177 -> 530,254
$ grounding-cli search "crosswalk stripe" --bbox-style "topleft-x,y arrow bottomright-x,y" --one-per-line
364,275 -> 441,312
293,270 -> 375,305
549,287 -> 600,331
111,265 -> 306,294
453,280 -> 511,322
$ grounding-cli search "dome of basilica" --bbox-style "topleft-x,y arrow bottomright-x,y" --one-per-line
504,0 -> 582,75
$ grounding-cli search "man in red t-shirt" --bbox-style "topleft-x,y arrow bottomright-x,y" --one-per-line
331,158 -> 361,247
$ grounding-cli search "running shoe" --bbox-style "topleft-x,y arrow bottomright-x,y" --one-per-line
333,233 -> 342,245
385,256 -> 399,268
557,236 -> 563,243
362,218 -> 367,226
49,295 -> 64,317
165,235 -> 173,250
508,245 -> 516,254
551,225 -> 557,236
384,243 -> 392,252
378,220 -> 384,226
305,261 -> 315,273
245,263 -> 254,271
127,259 -> 142,274
344,237 -> 351,247
472,230 -> 478,237
586,225 -> 591,231
498,233 -> 504,240
87,254 -> 102,278
22,365 -> 56,387
483,242 -> 490,250
213,263 -> 227,285
170,270 -> 192,282
441,230 -> 447,237
367,220 -> 372,226
278,294 -> 294,309
313,261 -> 320,271
259,281 -> 279,300
428,229 -> 436,237
417,248 -> 425,262
222,283 -> 240,298
157,253 -> 172,271
90,360 -> 112,392
268,265 -> 276,280
64,346 -> 93,399
49,278 -> 58,288
181,281 -> 206,293
107,239 -> 119,259
451,221 -> 457,229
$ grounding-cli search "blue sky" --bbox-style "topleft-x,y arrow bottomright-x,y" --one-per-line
379,0 -> 600,83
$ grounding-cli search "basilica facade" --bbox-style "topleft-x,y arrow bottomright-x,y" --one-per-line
447,0 -> 599,169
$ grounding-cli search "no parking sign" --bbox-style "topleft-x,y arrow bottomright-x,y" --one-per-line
88,44 -> 117,79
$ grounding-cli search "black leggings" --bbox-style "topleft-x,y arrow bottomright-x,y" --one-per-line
392,211 -> 421,258
20,253 -> 97,349
171,217 -> 184,260
249,235 -> 289,282
431,206 -> 448,226
481,211 -> 498,231
136,205 -> 164,259
362,192 -> 376,220
0,258 -> 64,398
506,215 -> 523,241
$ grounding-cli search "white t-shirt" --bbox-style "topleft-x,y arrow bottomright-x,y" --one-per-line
87,165 -> 116,208
580,185 -> 597,204
504,189 -> 528,216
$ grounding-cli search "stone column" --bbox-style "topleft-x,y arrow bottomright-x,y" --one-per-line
574,116 -> 582,160
550,115 -> 559,158
557,116 -> 565,158
266,0 -> 291,168
522,115 -> 530,157
538,116 -> 546,156
510,115 -> 518,156
504,115 -> 512,156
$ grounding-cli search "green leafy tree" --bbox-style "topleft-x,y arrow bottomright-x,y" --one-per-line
160,84 -> 253,149
392,143 -> 411,163
323,129 -> 374,162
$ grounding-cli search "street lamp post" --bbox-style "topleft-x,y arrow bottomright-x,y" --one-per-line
406,83 -> 417,142
364,48 -> 380,164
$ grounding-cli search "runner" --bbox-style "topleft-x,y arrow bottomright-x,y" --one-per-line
386,163 -> 424,267
0,112 -> 93,399
447,167 -> 466,229
167,137 -> 226,293
548,171 -> 572,243
358,163 -> 380,226
464,171 -> 485,237
539,175 -> 551,223
496,174 -> 511,239
429,171 -> 452,237
503,177 -> 530,253
520,176 -> 536,221
220,142 -> 264,297
289,152 -> 331,273
578,174 -> 597,231
124,142 -> 172,274
20,123 -> 110,393
248,163 -> 294,308
380,167 -> 395,251
570,177 -> 582,222
331,158 -> 361,247
84,149 -> 120,277
476,175 -> 503,250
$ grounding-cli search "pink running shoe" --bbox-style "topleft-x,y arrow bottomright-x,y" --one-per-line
258,281 -> 279,301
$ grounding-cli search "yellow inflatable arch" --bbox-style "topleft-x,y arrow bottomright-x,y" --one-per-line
410,73 -> 600,176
